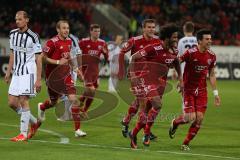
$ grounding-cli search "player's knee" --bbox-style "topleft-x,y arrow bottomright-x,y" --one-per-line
8,99 -> 17,108
196,115 -> 204,124
184,113 -> 196,122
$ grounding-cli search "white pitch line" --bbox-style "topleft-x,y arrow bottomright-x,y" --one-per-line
0,137 -> 239,160
0,122 -> 69,144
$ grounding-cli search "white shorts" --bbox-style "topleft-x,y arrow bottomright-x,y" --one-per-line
8,73 -> 36,97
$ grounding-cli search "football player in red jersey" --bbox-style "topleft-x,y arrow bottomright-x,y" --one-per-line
37,20 -> 87,137
76,24 -> 109,117
119,19 -> 161,140
169,29 -> 221,151
127,23 -> 183,148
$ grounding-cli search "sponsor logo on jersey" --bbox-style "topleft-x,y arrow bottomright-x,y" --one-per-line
153,45 -> 163,51
88,50 -> 99,55
165,58 -> 175,64
195,65 -> 207,71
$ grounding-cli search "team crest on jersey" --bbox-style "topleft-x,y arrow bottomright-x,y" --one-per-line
87,45 -> 91,48
140,45 -> 144,48
207,59 -> 212,65
62,52 -> 70,59
98,45 -> 102,50
43,46 -> 50,53
60,46 -> 63,49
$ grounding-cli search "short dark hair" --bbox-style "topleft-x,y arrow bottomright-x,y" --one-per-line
142,19 -> 156,28
90,24 -> 100,31
159,23 -> 179,40
196,29 -> 211,41
183,21 -> 194,33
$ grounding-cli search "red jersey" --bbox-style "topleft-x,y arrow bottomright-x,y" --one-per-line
180,47 -> 216,90
130,43 -> 178,98
43,35 -> 72,78
79,38 -> 108,85
118,35 -> 161,77
136,42 -> 178,85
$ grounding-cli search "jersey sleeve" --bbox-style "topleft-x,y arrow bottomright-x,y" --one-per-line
180,50 -> 190,62
9,33 -> 13,50
209,54 -> 216,71
32,36 -> 42,54
121,38 -> 134,53
43,40 -> 55,57
139,44 -> 155,57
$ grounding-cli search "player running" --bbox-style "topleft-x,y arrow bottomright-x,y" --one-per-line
169,29 -> 221,151
37,20 -> 86,137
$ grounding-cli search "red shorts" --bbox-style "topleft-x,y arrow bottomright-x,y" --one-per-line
183,88 -> 208,113
47,74 -> 76,102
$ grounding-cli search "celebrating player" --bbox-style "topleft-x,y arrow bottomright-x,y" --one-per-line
5,11 -> 42,141
119,19 -> 161,140
128,23 -> 183,148
169,29 -> 221,151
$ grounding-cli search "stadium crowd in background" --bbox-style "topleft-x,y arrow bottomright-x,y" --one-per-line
0,0 -> 240,45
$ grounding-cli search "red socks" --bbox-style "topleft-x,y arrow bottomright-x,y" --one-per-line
183,122 -> 201,145
144,107 -> 160,135
122,101 -> 138,125
132,110 -> 147,137
71,106 -> 81,131
173,114 -> 188,127
40,100 -> 54,111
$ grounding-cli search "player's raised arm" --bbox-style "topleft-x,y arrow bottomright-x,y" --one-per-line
118,38 -> 134,79
130,44 -> 154,63
4,50 -> 14,84
179,50 -> 190,63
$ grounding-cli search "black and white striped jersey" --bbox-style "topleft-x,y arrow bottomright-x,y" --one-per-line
9,28 -> 42,76
69,34 -> 82,57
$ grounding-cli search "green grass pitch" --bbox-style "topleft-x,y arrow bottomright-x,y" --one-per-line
0,78 -> 239,160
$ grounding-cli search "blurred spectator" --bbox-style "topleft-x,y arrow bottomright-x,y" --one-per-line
0,0 -> 240,45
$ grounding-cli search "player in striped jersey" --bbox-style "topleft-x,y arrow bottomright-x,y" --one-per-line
4,11 -> 42,141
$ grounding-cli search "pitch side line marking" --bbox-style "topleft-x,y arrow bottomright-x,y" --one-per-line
0,123 -> 69,144
0,137 -> 239,160
1,123 -> 239,160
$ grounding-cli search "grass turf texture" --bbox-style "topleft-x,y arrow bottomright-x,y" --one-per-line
0,78 -> 239,160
